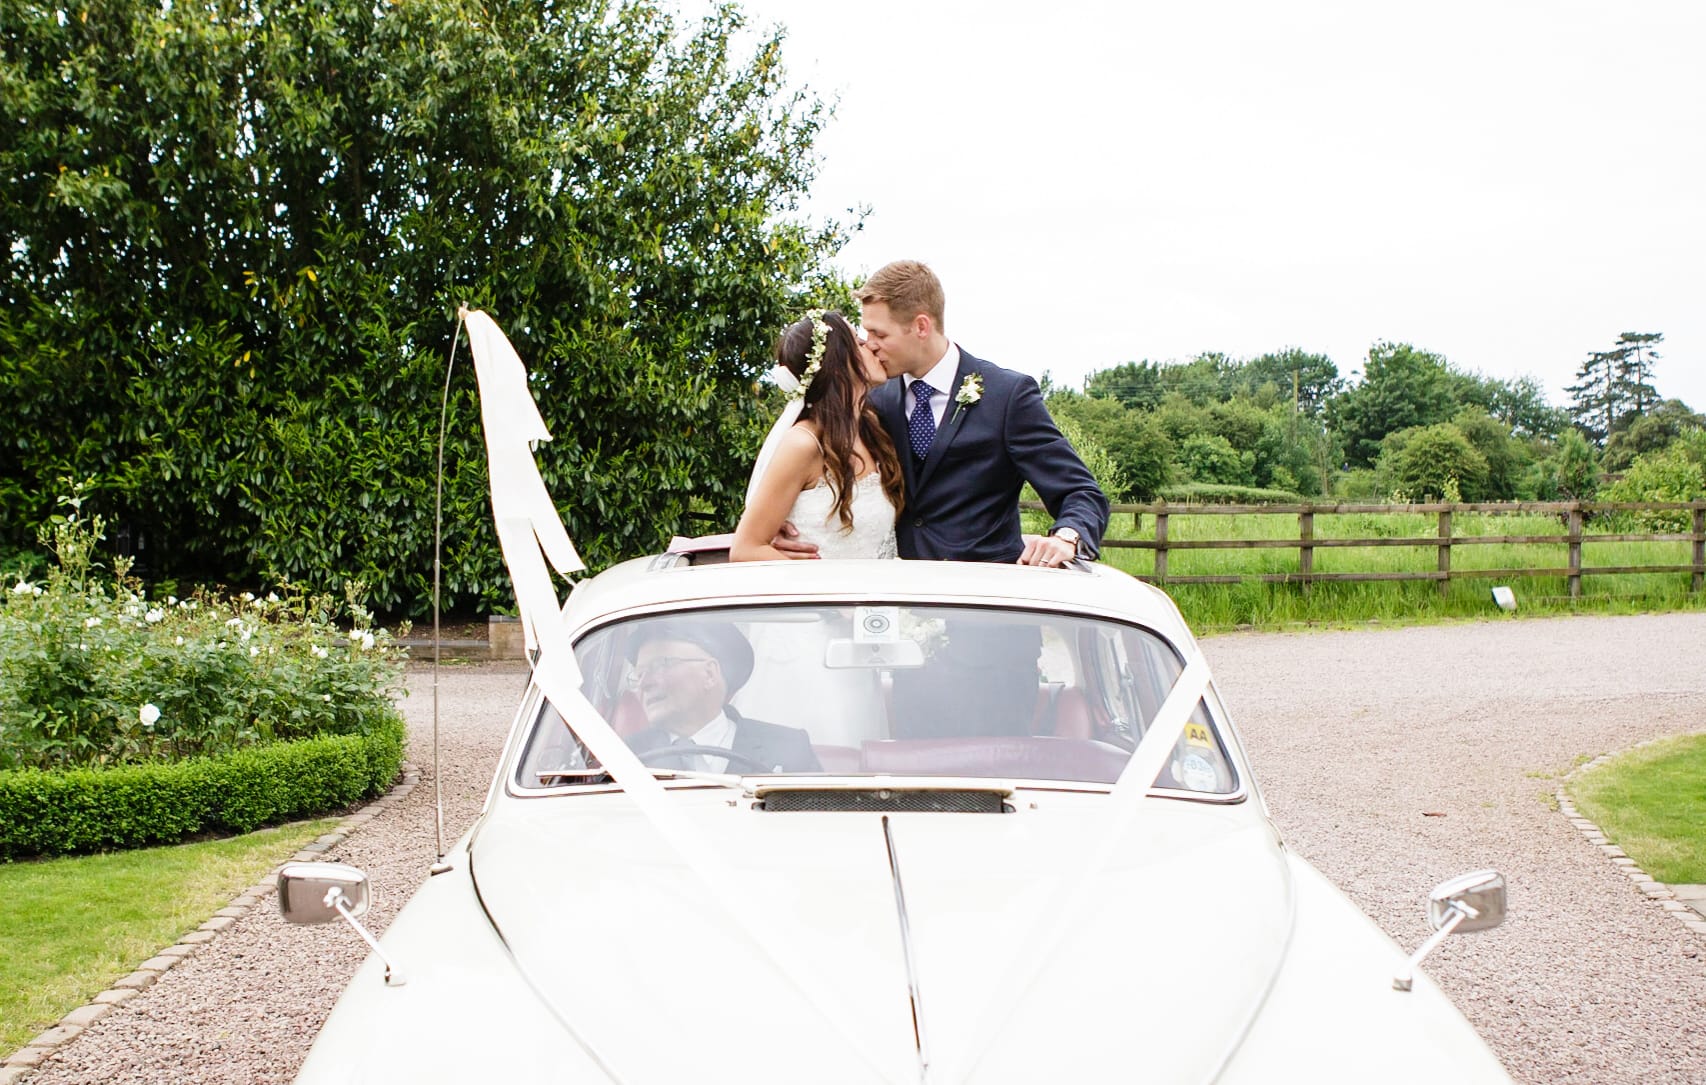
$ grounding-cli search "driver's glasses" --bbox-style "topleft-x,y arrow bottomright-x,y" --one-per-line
627,656 -> 716,686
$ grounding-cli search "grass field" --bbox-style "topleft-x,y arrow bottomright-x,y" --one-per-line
0,818 -> 342,1054
1063,508 -> 1705,632
1567,734 -> 1706,884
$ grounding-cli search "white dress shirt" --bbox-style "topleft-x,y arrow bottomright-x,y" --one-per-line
682,710 -> 737,773
903,343 -> 961,429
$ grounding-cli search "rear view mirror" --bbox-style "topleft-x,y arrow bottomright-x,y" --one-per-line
824,638 -> 924,669
278,862 -> 370,926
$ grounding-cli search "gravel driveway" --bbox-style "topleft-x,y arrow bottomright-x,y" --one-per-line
22,612 -> 1706,1083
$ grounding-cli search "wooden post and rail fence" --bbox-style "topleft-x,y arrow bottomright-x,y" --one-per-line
1019,499 -> 1706,598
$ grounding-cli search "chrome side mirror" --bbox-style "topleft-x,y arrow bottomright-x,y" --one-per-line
1393,869 -> 1506,991
277,862 -> 405,986
1428,869 -> 1506,934
278,862 -> 370,926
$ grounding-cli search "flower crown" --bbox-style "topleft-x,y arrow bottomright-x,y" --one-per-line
787,309 -> 830,402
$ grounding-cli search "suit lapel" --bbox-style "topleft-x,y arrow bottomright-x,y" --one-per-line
726,712 -> 767,769
914,354 -> 977,494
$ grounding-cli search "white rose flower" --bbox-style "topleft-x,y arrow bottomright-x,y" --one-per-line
266,592 -> 279,603
250,645 -> 261,657
84,616 -> 102,628
175,636 -> 185,645
322,694 -> 332,703
167,595 -> 178,605
145,608 -> 164,623
358,631 -> 375,651
312,645 -> 330,659
241,592 -> 255,602
11,580 -> 33,595
139,703 -> 161,727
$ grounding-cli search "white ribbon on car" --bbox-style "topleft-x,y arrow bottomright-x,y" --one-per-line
465,313 -> 898,1083
941,650 -> 1218,1084
464,309 -> 585,658
744,365 -> 805,506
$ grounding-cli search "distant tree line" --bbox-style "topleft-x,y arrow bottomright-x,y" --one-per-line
1054,333 -> 1703,508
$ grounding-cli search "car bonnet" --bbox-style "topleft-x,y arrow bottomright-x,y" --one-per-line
466,791 -> 1293,1083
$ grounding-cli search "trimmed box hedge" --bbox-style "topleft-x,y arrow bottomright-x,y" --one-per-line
0,715 -> 405,858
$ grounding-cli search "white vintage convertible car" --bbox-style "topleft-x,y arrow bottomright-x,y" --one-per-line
280,312 -> 1511,1082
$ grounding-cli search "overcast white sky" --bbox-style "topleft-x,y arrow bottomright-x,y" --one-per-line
724,0 -> 1704,412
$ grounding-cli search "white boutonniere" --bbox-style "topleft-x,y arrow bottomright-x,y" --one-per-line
950,373 -> 983,424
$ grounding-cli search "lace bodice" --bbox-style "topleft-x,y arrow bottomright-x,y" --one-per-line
788,473 -> 898,560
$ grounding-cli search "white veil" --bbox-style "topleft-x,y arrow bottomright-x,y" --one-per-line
745,365 -> 805,505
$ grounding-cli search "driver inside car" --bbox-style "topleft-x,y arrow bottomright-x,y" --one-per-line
625,620 -> 822,774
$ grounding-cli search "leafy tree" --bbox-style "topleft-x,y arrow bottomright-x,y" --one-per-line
1535,430 -> 1601,500
1206,398 -> 1270,451
1084,361 -> 1164,411
0,0 -> 842,613
1235,349 -> 1342,417
1600,446 -> 1705,532
1177,433 -> 1254,487
1046,392 -> 1172,499
1157,353 -> 1235,406
1450,409 -> 1529,500
1326,342 -> 1459,468
1381,424 -> 1489,502
1480,374 -> 1569,440
1603,399 -> 1704,471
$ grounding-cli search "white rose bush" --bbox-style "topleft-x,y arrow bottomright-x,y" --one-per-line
0,493 -> 409,856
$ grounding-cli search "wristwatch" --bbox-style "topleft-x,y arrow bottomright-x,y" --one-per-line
1049,526 -> 1082,556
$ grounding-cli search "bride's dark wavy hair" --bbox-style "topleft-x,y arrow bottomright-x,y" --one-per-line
775,311 -> 904,531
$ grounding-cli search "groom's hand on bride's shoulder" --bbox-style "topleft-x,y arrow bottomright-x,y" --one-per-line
770,520 -> 820,560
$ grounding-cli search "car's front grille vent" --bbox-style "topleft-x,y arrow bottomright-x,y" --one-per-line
758,788 -> 1009,813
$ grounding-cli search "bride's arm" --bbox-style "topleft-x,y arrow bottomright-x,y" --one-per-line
732,428 -> 821,562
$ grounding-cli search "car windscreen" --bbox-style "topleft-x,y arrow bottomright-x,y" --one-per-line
515,604 -> 1238,793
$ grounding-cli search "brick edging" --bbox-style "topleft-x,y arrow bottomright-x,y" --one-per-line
1556,741 -> 1706,942
0,765 -> 423,1084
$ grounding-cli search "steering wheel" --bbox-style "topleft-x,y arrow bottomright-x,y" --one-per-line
635,743 -> 772,774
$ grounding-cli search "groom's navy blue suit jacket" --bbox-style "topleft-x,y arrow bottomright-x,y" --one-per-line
870,348 -> 1110,562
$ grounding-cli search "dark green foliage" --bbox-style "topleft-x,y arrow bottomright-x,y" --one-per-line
1233,349 -> 1341,417
1527,429 -> 1601,501
0,0 -> 842,614
1327,342 -> 1460,468
1450,409 -> 1531,500
1045,392 -> 1173,499
1603,400 -> 1704,471
1381,424 -> 1489,501
0,718 -> 404,857
1178,433 -> 1254,486
1084,361 -> 1165,411
1567,333 -> 1665,445
1600,445 -> 1706,533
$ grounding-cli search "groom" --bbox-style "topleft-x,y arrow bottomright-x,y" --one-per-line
859,259 -> 1109,565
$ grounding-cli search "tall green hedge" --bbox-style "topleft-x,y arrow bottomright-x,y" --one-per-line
0,0 -> 847,615
0,716 -> 405,858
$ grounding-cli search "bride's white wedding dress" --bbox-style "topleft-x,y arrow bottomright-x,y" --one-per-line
785,472 -> 898,560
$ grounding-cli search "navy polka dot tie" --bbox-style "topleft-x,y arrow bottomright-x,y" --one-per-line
909,380 -> 937,461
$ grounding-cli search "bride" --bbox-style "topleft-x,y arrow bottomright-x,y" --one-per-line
732,310 -> 904,561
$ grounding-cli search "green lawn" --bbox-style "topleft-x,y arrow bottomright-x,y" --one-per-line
1567,735 -> 1706,885
0,818 -> 342,1053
